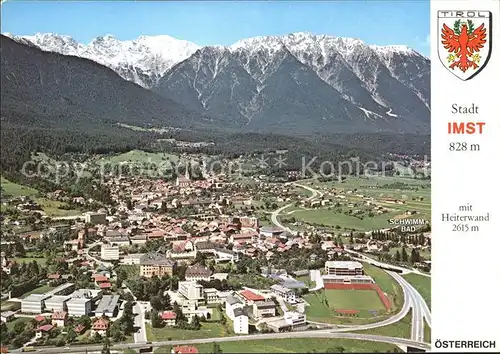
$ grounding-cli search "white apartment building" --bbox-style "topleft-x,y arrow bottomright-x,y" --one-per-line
203,288 -> 219,304
101,244 -> 120,261
178,281 -> 204,301
225,294 -> 244,321
233,308 -> 249,334
270,284 -> 296,303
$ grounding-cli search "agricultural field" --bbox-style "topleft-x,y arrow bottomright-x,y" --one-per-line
279,176 -> 430,232
1,177 -> 40,197
402,273 -> 431,309
155,338 -> 402,353
97,150 -> 183,165
1,177 -> 81,217
288,208 -> 403,232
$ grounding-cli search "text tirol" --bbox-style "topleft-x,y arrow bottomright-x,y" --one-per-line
438,10 -> 490,18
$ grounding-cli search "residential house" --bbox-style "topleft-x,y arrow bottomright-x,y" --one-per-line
51,310 -> 68,327
161,311 -> 177,326
91,317 -> 109,337
35,324 -> 54,339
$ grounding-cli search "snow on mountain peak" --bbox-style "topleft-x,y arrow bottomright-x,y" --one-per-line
370,44 -> 419,56
6,32 -> 201,88
4,31 -> 425,89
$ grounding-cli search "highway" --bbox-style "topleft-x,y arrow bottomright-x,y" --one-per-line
391,272 -> 432,328
12,330 -> 431,353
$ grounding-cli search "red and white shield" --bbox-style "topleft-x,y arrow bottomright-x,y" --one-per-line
438,10 -> 492,81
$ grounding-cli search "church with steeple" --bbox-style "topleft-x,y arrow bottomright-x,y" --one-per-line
176,164 -> 191,188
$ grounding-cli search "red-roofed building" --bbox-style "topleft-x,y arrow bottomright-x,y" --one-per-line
34,315 -> 45,322
35,324 -> 54,338
229,231 -> 257,244
91,317 -> 109,337
47,273 -> 60,280
93,274 -> 108,282
99,282 -> 112,289
161,311 -> 177,326
173,346 -> 199,354
51,310 -> 68,327
240,290 -> 265,304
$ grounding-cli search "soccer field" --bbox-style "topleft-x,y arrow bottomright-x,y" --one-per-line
304,289 -> 386,322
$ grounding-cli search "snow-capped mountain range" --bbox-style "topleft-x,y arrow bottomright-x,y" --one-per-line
4,32 -> 201,88
4,31 -> 430,134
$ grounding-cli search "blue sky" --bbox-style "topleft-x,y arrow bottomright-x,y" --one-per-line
1,1 -> 430,55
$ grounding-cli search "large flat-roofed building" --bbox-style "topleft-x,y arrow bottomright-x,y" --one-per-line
85,212 -> 106,225
49,283 -> 75,295
324,261 -> 364,276
44,295 -> 71,312
322,275 -> 374,285
178,281 -> 204,301
139,253 -> 176,278
66,289 -> 102,317
67,297 -> 92,317
267,312 -> 307,332
101,244 -> 120,261
95,295 -> 120,317
253,300 -> 276,318
21,294 -> 51,314
21,283 -> 75,314
270,284 -> 296,303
